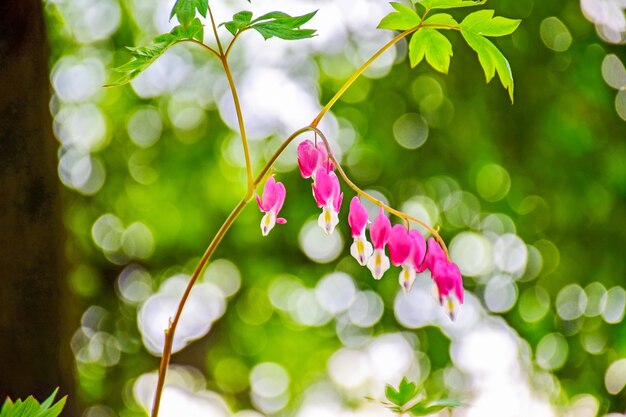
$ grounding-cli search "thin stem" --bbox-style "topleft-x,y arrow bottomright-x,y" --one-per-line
182,38 -> 221,58
150,198 -> 248,417
207,4 -> 224,55
222,58 -> 255,194
225,28 -> 248,59
310,28 -> 418,128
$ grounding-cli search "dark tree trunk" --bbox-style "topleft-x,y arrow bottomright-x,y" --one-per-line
0,1 -> 76,414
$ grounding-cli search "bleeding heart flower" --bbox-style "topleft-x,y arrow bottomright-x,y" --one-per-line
388,225 -> 417,292
297,140 -> 334,179
431,259 -> 464,320
348,197 -> 373,266
256,176 -> 287,236
312,166 -> 343,235
419,237 -> 446,273
367,208 -> 391,279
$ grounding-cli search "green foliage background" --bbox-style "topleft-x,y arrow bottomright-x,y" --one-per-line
43,0 -> 626,415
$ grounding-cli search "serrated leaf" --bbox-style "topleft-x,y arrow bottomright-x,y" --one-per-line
461,30 -> 514,102
409,398 -> 462,416
385,377 -> 420,407
423,13 -> 458,28
108,38 -> 175,87
460,9 -> 521,36
409,28 -> 453,73
220,11 -> 253,36
413,0 -> 486,10
378,2 -> 421,31
170,0 -> 208,29
39,396 -> 66,417
250,10 -> 318,41
171,18 -> 204,42
39,389 -> 58,410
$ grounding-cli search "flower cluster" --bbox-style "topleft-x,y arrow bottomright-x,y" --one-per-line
256,139 -> 464,319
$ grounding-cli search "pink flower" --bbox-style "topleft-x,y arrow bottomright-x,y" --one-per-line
419,237 -> 446,273
297,140 -> 334,179
312,166 -> 343,235
256,176 -> 286,236
367,208 -> 391,279
348,197 -> 373,266
431,259 -> 464,320
388,226 -> 427,292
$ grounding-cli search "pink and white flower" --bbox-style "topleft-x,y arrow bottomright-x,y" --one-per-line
256,176 -> 286,236
431,259 -> 464,320
297,140 -> 334,179
366,208 -> 391,279
388,225 -> 426,292
312,166 -> 343,235
348,197 -> 373,266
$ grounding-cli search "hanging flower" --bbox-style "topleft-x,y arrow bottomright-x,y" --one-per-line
348,196 -> 373,266
367,208 -> 391,279
419,237 -> 446,272
312,166 -> 343,235
297,140 -> 334,179
388,225 -> 413,291
256,176 -> 287,236
431,259 -> 464,320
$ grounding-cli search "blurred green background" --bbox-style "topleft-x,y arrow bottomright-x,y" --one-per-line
31,0 -> 626,415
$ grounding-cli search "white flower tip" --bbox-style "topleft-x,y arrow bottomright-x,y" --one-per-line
367,249 -> 389,280
261,212 -> 275,236
318,206 -> 339,236
350,237 -> 373,266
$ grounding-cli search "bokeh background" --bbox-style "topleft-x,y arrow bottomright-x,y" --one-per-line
7,0 -> 626,416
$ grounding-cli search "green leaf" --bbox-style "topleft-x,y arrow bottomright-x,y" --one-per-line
461,30 -> 514,102
171,18 -> 204,42
460,9 -> 521,36
408,399 -> 462,416
378,2 -> 421,31
0,390 -> 66,417
170,0 -> 208,29
413,0 -> 486,10
423,13 -> 458,28
409,28 -> 453,73
250,10 -> 318,41
220,11 -> 253,36
108,39 -> 176,87
385,377 -> 420,407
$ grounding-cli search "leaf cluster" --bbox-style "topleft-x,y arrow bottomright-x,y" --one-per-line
221,10 -> 317,40
0,389 -> 66,417
378,0 -> 520,102
372,377 -> 461,416
107,18 -> 204,86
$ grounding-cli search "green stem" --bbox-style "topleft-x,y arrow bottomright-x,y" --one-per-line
310,27 -> 418,128
207,4 -> 224,55
150,198 -> 248,417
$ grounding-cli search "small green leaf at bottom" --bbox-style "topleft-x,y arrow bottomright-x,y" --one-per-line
385,377 -> 420,407
408,399 -> 462,416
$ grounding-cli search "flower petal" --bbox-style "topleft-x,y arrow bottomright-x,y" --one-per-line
398,265 -> 416,293
350,236 -> 373,266
367,248 -> 390,280
297,140 -> 320,178
369,208 -> 391,250
317,206 -> 339,235
348,196 -> 369,238
260,212 -> 276,236
388,225 -> 412,266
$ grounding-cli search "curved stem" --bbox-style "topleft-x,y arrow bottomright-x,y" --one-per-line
150,198 -> 248,417
183,38 -> 221,58
310,28 -> 417,128
222,58 -> 254,194
225,28 -> 248,59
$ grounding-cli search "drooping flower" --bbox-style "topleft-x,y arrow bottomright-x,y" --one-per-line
419,237 -> 446,272
388,225 -> 418,292
312,166 -> 343,235
431,259 -> 464,320
297,140 -> 334,179
366,208 -> 391,279
348,196 -> 373,266
256,176 -> 286,236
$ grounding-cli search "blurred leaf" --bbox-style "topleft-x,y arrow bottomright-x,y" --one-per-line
171,17 -> 205,41
250,10 -> 318,40
460,9 -> 521,36
461,29 -> 514,102
170,0 -> 208,30
0,389 -> 66,417
423,13 -> 458,28
408,399 -> 462,416
378,2 -> 421,31
385,377 -> 420,407
409,28 -> 453,73
413,0 -> 486,10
